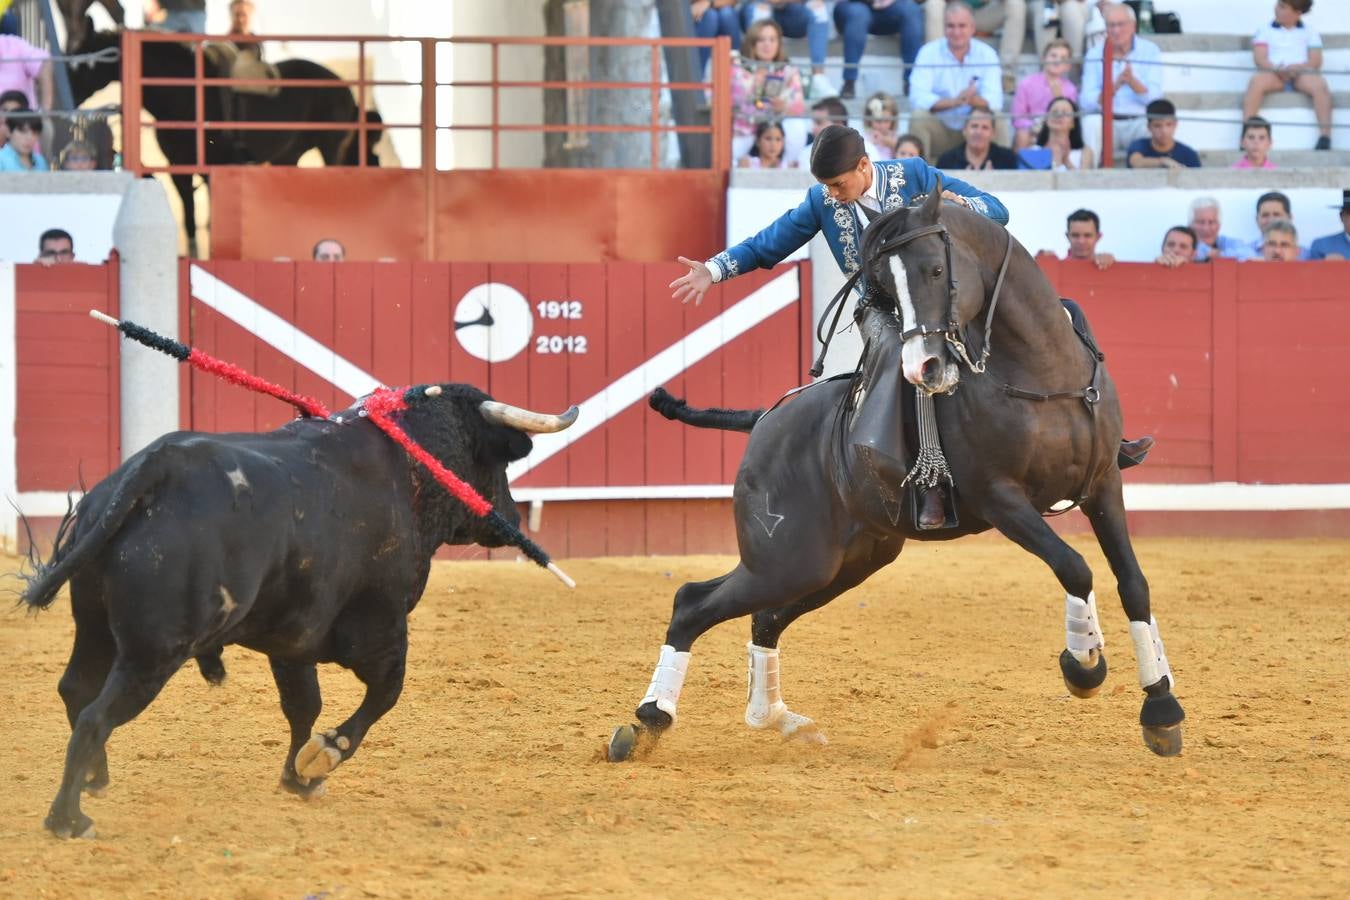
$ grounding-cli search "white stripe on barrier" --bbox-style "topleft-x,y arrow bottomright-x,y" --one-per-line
0,263 -> 16,550
189,264 -> 382,399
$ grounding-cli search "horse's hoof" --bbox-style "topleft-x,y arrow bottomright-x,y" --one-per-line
295,732 -> 344,780
83,782 -> 108,799
44,810 -> 95,840
279,771 -> 328,801
635,701 -> 673,732
607,724 -> 641,763
1059,649 -> 1108,699
1142,723 -> 1183,757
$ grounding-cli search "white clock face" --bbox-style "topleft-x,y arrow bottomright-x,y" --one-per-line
453,282 -> 533,363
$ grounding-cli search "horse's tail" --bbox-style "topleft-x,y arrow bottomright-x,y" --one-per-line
648,387 -> 764,433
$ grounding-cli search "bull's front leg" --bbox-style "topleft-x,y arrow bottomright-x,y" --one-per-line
268,658 -> 327,799
294,640 -> 407,783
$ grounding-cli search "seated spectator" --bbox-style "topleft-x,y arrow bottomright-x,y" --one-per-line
58,139 -> 99,171
36,228 -> 75,266
1012,39 -> 1078,150
1126,99 -> 1200,169
1242,0 -> 1332,150
1020,96 -> 1094,170
742,1 -> 837,99
1080,3 -> 1161,163
833,0 -> 925,98
0,88 -> 27,149
1259,219 -> 1300,261
1036,1 -> 1094,63
863,91 -> 902,160
1155,226 -> 1198,268
1233,117 -> 1276,170
1248,191 -> 1309,259
909,2 -> 1005,161
923,1 -> 1026,93
147,0 -> 207,34
0,31 -> 54,111
1189,196 -> 1252,261
738,119 -> 796,168
795,95 -> 850,168
0,109 -> 48,171
937,109 -> 1018,170
690,1 -> 741,75
730,19 -> 807,162
313,238 -> 345,262
1061,207 -> 1115,269
1309,189 -> 1350,260
895,133 -> 925,159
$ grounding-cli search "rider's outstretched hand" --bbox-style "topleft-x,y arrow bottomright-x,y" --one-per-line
670,256 -> 713,305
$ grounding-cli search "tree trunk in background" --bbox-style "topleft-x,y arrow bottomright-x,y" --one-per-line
654,0 -> 709,168
587,0 -> 656,169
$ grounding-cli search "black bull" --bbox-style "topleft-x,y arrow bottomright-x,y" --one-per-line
610,188 -> 1185,761
20,384 -> 574,839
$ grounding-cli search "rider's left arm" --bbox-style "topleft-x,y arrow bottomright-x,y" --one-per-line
919,164 -> 1010,226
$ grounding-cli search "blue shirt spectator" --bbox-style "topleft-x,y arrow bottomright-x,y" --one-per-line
1080,17 -> 1162,118
1194,235 -> 1254,262
909,34 -> 1003,132
1125,137 -> 1201,168
1309,191 -> 1350,259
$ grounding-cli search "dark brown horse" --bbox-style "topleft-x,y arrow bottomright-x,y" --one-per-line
608,186 -> 1185,762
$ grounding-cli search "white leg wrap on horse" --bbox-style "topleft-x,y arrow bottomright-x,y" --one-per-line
744,643 -> 823,741
1130,617 -> 1174,690
1065,591 -> 1105,665
640,644 -> 691,723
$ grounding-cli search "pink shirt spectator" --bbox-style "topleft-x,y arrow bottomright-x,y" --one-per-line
0,35 -> 48,107
730,62 -> 806,139
1231,157 -> 1276,170
1011,72 -> 1078,133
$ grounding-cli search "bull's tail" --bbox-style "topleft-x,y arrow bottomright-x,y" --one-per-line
648,387 -> 764,433
17,451 -> 159,611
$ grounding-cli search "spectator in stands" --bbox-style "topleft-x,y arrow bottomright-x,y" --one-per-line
36,228 -> 75,266
796,95 -> 850,167
1126,99 -> 1200,169
1020,96 -> 1094,170
1012,38 -> 1078,150
1233,117 -> 1276,170
0,109 -> 48,171
909,2 -> 1004,161
1189,197 -> 1251,262
936,108 -> 1018,170
58,139 -> 99,171
863,91 -> 902,159
1309,190 -> 1350,260
896,133 -> 925,158
690,1 -> 741,75
0,88 -> 28,149
1242,0 -> 1332,151
1036,1 -> 1094,63
1063,208 -> 1115,269
148,0 -> 207,34
922,0 -> 1026,94
731,19 -> 807,162
833,0 -> 925,99
1155,226 -> 1198,268
1248,191 -> 1309,259
0,31 -> 54,111
739,119 -> 796,168
1080,2 -> 1161,163
1260,219 -> 1301,261
742,2 -> 838,99
312,238 -> 345,262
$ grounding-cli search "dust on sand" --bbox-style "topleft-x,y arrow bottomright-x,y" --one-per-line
2,537 -> 1348,898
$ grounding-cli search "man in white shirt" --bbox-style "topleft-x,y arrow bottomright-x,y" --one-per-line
922,1 -> 1026,91
908,1 -> 1005,162
1079,2 -> 1162,163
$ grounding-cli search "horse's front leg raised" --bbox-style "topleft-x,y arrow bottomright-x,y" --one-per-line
1083,468 -> 1184,756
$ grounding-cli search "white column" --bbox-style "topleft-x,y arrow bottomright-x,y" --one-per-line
0,262 -> 16,551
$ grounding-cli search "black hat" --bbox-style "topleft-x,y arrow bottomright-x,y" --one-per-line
1331,189 -> 1350,212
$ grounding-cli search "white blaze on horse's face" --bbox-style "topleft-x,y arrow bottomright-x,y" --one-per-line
888,255 -> 959,394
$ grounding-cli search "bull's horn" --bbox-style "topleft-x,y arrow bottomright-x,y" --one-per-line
478,401 -> 579,433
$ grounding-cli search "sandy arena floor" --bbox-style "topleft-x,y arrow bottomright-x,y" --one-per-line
2,536 -> 1349,898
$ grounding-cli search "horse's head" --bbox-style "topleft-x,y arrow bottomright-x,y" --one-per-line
865,182 -> 986,395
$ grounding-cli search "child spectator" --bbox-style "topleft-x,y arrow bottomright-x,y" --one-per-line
1155,226 -> 1198,268
1012,39 -> 1078,150
1189,197 -> 1251,261
739,119 -> 796,168
0,88 -> 27,149
741,1 -> 838,100
795,95 -> 850,168
833,0 -> 925,98
0,109 -> 48,171
690,0 -> 741,75
58,139 -> 99,171
1260,220 -> 1300,261
1021,96 -> 1094,170
863,91 -> 902,160
1309,190 -> 1350,260
1126,99 -> 1200,169
895,133 -> 925,159
1248,191 -> 1309,259
1233,117 -> 1275,169
730,19 -> 807,161
1242,0 -> 1332,150
935,109 -> 1019,170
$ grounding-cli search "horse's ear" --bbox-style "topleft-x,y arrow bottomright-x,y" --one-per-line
920,173 -> 944,221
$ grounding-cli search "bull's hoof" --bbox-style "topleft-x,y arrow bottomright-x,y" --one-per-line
295,730 -> 348,780
635,700 -> 673,732
44,809 -> 95,840
1059,649 -> 1108,699
1142,723 -> 1183,757
279,770 -> 328,801
607,724 -> 641,762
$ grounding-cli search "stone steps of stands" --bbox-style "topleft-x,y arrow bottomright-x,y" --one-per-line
1197,149 -> 1350,167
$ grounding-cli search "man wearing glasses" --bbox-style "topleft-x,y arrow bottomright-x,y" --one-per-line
35,228 -> 76,267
